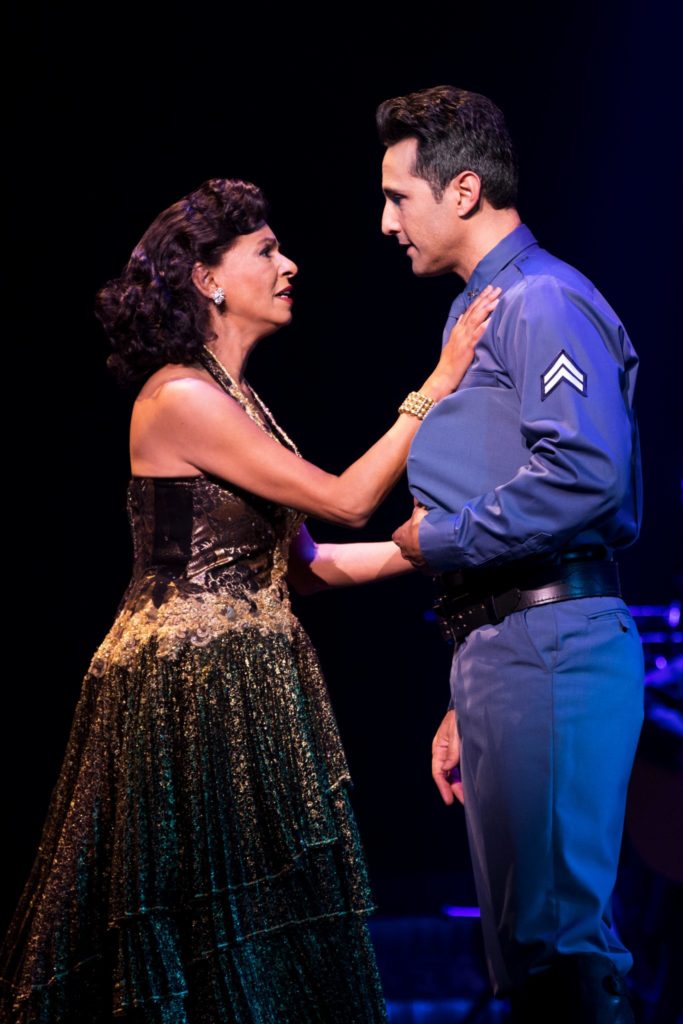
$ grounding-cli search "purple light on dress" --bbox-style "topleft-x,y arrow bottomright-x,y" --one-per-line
668,604 -> 681,628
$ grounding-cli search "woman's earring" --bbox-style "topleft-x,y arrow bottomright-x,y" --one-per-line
211,287 -> 225,306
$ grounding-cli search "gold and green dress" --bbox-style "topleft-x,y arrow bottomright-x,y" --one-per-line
0,350 -> 388,1023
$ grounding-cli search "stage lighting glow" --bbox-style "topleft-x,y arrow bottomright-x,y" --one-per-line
441,905 -> 481,918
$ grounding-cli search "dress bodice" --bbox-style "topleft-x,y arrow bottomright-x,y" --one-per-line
127,473 -> 302,602
88,352 -> 306,674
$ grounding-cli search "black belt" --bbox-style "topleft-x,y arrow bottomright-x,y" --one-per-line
434,550 -> 621,645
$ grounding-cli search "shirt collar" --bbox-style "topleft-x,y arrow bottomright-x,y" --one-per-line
464,223 -> 539,299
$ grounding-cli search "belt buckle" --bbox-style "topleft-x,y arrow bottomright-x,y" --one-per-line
484,593 -> 505,625
485,593 -> 501,622
484,588 -> 523,625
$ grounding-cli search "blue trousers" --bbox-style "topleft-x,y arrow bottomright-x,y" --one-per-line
450,596 -> 644,996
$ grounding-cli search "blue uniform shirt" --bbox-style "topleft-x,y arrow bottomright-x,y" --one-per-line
409,224 -> 642,572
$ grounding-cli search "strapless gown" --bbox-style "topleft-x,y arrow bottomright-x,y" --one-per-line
0,355 -> 388,1023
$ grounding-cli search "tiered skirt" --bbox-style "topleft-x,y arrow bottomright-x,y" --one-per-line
0,624 -> 387,1023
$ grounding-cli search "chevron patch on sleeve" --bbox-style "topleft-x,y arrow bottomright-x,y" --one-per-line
541,350 -> 587,400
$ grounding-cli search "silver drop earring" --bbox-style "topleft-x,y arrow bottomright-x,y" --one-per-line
211,287 -> 225,306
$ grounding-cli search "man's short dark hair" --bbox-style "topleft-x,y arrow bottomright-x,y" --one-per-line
376,85 -> 518,209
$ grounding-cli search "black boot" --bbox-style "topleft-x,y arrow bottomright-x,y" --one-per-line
556,954 -> 635,1024
509,954 -> 635,1023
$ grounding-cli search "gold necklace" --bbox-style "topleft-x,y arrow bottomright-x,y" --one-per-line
201,345 -> 301,457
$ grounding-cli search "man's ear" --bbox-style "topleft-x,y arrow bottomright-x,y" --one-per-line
191,261 -> 215,299
447,170 -> 482,218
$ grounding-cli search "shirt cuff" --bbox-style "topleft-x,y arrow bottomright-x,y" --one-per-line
418,511 -> 462,573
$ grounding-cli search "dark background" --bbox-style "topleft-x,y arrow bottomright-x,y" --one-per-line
5,1 -> 681,932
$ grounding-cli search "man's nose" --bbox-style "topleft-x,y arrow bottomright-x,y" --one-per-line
381,200 -> 399,236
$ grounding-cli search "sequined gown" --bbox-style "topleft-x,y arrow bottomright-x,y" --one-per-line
0,353 -> 388,1023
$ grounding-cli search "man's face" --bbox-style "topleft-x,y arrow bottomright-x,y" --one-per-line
381,138 -> 461,276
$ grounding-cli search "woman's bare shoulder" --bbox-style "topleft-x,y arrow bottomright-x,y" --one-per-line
135,363 -> 221,403
130,364 -> 230,476
131,364 -> 230,446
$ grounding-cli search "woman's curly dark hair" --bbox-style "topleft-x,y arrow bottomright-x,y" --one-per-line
95,178 -> 269,383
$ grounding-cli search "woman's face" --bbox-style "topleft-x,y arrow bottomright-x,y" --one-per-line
211,224 -> 297,334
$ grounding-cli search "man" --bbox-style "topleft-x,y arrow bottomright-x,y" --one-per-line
380,86 -> 644,1023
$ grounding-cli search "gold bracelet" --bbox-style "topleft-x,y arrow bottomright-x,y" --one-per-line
398,390 -> 436,420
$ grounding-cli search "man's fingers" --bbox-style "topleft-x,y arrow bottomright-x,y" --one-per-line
432,750 -> 461,805
391,522 -> 408,549
393,514 -> 426,567
432,714 -> 463,805
432,769 -> 455,805
432,769 -> 463,806
433,739 -> 458,766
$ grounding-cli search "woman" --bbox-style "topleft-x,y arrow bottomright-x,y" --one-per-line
0,178 -> 498,1023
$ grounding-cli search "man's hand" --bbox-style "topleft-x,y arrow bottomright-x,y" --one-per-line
432,709 -> 464,806
392,503 -> 428,567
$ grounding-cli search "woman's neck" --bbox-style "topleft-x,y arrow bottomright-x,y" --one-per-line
204,321 -> 260,384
